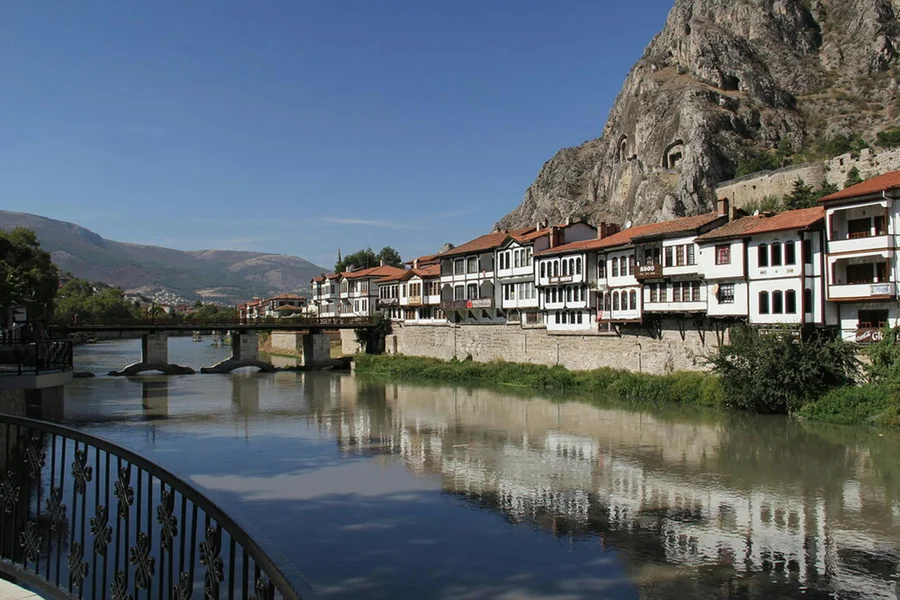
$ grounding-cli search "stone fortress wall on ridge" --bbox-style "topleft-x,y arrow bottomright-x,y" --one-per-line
716,147 -> 900,210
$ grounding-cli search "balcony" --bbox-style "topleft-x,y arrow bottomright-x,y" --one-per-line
828,282 -> 895,301
828,235 -> 892,255
378,297 -> 399,306
634,264 -> 662,281
441,297 -> 494,310
408,295 -> 423,306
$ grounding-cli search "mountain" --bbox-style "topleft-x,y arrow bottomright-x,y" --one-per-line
0,211 -> 326,304
497,0 -> 900,229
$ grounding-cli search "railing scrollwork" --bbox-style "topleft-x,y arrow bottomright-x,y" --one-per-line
0,415 -> 313,599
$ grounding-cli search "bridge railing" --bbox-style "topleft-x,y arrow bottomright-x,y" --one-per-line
50,316 -> 375,329
0,340 -> 73,375
0,414 -> 313,599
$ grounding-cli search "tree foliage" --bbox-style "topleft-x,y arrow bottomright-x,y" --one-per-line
844,167 -> 864,188
55,278 -> 140,322
0,227 -> 59,322
708,326 -> 859,414
735,150 -> 780,178
817,134 -> 868,158
876,127 -> 900,149
335,246 -> 403,273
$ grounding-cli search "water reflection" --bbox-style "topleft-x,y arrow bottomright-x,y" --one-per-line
60,343 -> 900,599
313,377 -> 900,599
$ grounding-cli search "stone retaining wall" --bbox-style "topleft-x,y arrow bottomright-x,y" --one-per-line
342,321 -> 727,375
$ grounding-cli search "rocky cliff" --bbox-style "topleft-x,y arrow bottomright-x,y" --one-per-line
497,0 -> 900,229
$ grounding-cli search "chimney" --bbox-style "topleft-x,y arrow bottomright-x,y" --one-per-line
380,258 -> 385,267
565,215 -> 572,226
413,258 -> 419,269
535,220 -> 542,232
717,197 -> 729,218
549,226 -> 559,248
597,222 -> 620,239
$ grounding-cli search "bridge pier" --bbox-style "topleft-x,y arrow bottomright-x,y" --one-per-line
301,332 -> 332,368
200,332 -> 275,374
110,333 -> 195,376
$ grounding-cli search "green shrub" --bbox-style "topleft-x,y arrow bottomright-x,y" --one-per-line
876,127 -> 900,148
798,385 -> 895,426
735,150 -> 780,177
844,167 -> 864,188
707,326 -> 860,414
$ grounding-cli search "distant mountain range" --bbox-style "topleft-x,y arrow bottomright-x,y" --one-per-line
0,210 -> 326,304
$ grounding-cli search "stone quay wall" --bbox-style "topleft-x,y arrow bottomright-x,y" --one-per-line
716,147 -> 900,210
342,321 -> 726,375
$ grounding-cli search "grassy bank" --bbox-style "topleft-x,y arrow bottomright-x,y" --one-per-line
799,385 -> 900,428
353,354 -> 724,407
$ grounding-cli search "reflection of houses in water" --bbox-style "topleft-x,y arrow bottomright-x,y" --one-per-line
318,380 -> 900,599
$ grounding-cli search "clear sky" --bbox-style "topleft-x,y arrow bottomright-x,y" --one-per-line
1,1 -> 673,269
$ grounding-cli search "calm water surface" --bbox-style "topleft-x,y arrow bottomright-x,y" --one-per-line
50,338 -> 900,598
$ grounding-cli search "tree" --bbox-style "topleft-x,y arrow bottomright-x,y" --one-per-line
876,127 -> 900,149
0,227 -> 59,324
707,326 -> 859,414
845,167 -> 864,188
54,278 -> 141,322
335,247 -> 403,272
783,178 -> 817,210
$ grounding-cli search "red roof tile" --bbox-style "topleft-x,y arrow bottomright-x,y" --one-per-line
271,293 -> 306,300
311,276 -> 326,283
342,265 -> 407,280
744,206 -> 824,235
819,170 -> 900,203
534,213 -> 721,257
695,216 -> 767,242
438,227 -> 536,259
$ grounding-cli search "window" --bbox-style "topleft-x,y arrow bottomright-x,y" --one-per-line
555,312 -> 560,324
526,248 -> 532,267
629,290 -> 637,310
785,290 -> 797,314
874,215 -> 887,236
784,242 -> 796,265
848,217 -> 872,239
772,290 -> 784,314
454,259 -> 465,275
576,257 -> 582,275
561,312 -> 567,324
770,243 -> 782,267
553,261 -> 559,277
544,289 -> 550,303
562,260 -> 568,276
577,312 -> 583,324
513,251 -> 520,269
803,240 -> 812,265
692,281 -> 701,302
612,258 -> 619,278
541,263 -> 546,278
604,293 -> 611,311
566,287 -> 573,302
659,284 -> 668,303
687,245 -> 696,265
649,284 -> 658,303
628,255 -> 635,276
717,283 -> 735,304
715,244 -> 731,265
454,286 -> 465,300
598,259 -> 606,278
569,258 -> 575,275
673,283 -> 682,303
804,288 -> 812,314
759,291 -> 770,314
613,292 -> 620,311
551,288 -> 557,303
665,246 -> 673,267
467,284 -> 478,299
758,244 -> 769,267
676,246 -> 685,266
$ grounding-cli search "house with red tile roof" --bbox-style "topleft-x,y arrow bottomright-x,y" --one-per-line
338,265 -> 408,317
375,264 -> 444,325
819,170 -> 900,341
310,274 -> 339,317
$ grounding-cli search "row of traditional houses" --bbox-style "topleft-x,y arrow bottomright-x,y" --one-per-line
238,293 -> 308,320
308,171 -> 900,343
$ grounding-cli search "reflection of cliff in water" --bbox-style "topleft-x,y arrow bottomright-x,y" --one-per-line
313,375 -> 900,599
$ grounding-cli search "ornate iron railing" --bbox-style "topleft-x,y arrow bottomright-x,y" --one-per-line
0,341 -> 73,375
0,415 -> 313,599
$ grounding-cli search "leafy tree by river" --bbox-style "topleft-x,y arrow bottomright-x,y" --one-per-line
54,278 -> 141,322
0,227 -> 59,324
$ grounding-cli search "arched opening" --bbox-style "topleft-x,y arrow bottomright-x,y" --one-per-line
663,139 -> 685,170
722,75 -> 740,91
616,135 -> 628,163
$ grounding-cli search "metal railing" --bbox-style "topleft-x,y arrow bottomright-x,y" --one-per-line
50,316 -> 374,329
0,415 -> 312,599
0,341 -> 73,375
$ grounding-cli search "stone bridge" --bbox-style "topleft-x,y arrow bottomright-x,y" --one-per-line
52,318 -> 375,375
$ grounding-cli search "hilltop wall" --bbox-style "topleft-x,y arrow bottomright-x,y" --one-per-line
342,321 -> 725,375
716,148 -> 900,209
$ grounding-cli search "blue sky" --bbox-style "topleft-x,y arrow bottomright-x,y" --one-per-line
1,1 -> 672,269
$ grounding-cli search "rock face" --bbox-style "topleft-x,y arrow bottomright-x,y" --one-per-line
497,0 -> 900,229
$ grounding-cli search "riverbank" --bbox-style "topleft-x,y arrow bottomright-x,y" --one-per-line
354,353 -> 900,429
353,354 -> 724,407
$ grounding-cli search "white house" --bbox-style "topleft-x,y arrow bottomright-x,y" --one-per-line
339,265 -> 407,317
820,171 -> 900,342
311,274 -> 341,318
695,216 -> 763,321
631,208 -> 729,321
377,264 -> 444,324
744,206 -> 830,328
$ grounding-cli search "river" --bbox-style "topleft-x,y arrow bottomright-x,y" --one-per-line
50,337 -> 900,599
